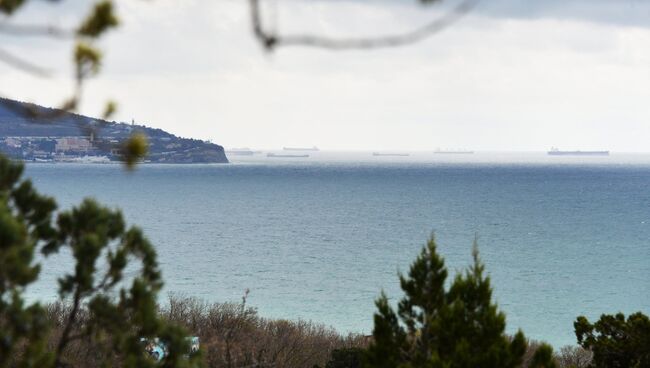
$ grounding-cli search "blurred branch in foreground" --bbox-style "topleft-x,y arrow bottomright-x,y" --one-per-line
250,0 -> 481,51
0,47 -> 52,76
0,21 -> 74,39
0,0 -> 118,116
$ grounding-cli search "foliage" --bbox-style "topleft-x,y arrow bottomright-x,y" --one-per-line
325,348 -> 364,368
574,312 -> 650,368
0,153 -> 55,366
74,42 -> 103,80
77,0 -> 119,38
0,0 -> 25,15
528,344 -> 558,368
122,132 -> 149,170
0,0 -> 148,167
363,236 -> 556,368
0,155 -> 198,367
162,296 -> 366,368
555,346 -> 592,368
0,0 -> 117,108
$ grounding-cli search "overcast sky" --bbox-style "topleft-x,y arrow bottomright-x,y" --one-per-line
1,0 -> 649,151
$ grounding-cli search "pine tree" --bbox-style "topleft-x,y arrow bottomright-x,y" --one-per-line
364,236 -> 556,368
0,155 -> 199,367
326,348 -> 364,368
0,155 -> 55,366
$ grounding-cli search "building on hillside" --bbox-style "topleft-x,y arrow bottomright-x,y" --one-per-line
55,137 -> 92,152
4,137 -> 21,148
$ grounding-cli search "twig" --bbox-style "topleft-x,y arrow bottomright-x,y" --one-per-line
0,22 -> 74,39
0,47 -> 52,76
54,289 -> 82,368
250,0 -> 481,51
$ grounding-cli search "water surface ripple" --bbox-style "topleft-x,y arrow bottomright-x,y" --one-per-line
25,156 -> 650,347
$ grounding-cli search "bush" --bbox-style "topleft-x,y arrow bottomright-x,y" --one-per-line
163,296 -> 367,368
574,312 -> 650,367
325,348 -> 364,368
556,345 -> 592,368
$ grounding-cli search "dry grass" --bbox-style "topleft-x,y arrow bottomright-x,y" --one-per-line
23,298 -> 592,368
38,296 -> 367,368
162,296 -> 367,368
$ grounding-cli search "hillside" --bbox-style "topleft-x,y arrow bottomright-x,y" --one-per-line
0,98 -> 228,163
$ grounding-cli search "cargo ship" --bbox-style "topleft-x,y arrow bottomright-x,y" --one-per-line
372,152 -> 410,157
547,148 -> 609,156
283,146 -> 319,151
434,149 -> 474,154
225,148 -> 255,156
267,153 -> 309,158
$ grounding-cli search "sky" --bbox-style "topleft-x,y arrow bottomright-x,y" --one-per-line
1,0 -> 649,151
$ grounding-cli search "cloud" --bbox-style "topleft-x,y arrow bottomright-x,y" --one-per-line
362,0 -> 650,28
475,0 -> 650,28
0,0 -> 649,151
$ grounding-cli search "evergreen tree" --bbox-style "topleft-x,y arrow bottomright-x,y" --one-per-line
326,348 -> 364,368
0,154 -> 55,366
574,312 -> 650,368
364,236 -> 556,368
0,155 -> 199,367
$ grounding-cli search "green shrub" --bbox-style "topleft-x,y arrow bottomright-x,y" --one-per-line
364,236 -> 556,368
575,312 -> 650,367
326,348 -> 364,368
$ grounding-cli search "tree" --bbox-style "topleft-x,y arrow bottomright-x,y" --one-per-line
325,348 -> 364,368
363,236 -> 556,368
0,155 -> 199,367
574,312 -> 650,368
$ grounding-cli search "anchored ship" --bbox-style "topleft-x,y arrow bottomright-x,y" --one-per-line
434,149 -> 474,154
372,152 -> 410,157
267,153 -> 309,158
547,147 -> 609,156
225,148 -> 255,156
283,146 -> 319,151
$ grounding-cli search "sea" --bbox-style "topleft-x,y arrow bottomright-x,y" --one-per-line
23,151 -> 650,347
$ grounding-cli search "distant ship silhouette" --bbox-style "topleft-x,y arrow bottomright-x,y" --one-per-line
547,147 -> 609,156
372,152 -> 410,157
283,146 -> 319,151
267,153 -> 309,158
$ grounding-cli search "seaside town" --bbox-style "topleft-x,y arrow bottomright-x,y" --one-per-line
2,135 -> 117,163
0,98 -> 228,163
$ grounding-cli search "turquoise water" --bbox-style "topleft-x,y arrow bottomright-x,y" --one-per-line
24,152 -> 650,347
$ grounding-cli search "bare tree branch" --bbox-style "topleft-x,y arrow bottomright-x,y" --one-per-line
0,22 -> 74,39
250,0 -> 481,51
0,47 -> 51,76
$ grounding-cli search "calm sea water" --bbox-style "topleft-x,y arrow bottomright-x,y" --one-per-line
24,152 -> 650,347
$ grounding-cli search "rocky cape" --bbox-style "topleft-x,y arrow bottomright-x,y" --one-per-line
0,97 -> 228,164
